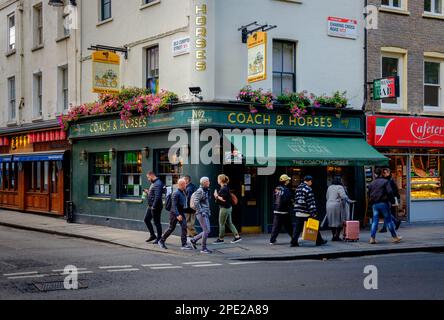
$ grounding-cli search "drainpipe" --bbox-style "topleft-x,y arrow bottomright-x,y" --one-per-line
18,0 -> 25,125
362,0 -> 368,112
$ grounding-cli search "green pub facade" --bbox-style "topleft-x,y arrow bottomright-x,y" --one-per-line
69,103 -> 387,234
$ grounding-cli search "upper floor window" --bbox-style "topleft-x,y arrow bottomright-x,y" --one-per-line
7,14 -> 15,51
381,0 -> 403,9
425,0 -> 443,15
381,55 -> 404,110
146,46 -> 159,94
144,0 -> 158,4
34,73 -> 43,117
100,0 -> 112,21
8,77 -> 16,121
58,66 -> 69,111
33,4 -> 43,47
424,61 -> 442,110
273,40 -> 296,96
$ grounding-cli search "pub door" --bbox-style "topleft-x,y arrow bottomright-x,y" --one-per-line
49,161 -> 64,215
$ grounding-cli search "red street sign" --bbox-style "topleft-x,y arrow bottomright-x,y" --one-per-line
367,115 -> 444,148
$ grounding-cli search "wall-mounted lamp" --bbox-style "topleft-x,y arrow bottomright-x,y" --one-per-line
109,148 -> 116,160
142,147 -> 150,159
80,150 -> 88,161
48,0 -> 77,7
189,87 -> 203,101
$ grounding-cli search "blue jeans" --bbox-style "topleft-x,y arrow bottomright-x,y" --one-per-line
193,214 -> 211,250
371,203 -> 397,238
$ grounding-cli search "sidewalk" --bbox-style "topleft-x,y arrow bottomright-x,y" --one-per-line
1,209 -> 443,261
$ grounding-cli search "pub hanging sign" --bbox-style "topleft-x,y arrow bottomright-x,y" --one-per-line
92,51 -> 121,94
248,32 -> 267,83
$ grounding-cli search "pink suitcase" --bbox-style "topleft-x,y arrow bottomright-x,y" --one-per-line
343,202 -> 360,242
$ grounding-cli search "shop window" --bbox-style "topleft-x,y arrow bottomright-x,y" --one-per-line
0,163 -> 17,192
26,161 -> 50,193
425,0 -> 443,15
411,154 -> 444,200
155,149 -> 183,188
273,40 -> 296,95
424,61 -> 442,109
119,151 -> 143,198
90,153 -> 112,196
146,46 -> 159,94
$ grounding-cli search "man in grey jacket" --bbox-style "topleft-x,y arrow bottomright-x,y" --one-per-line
190,177 -> 212,254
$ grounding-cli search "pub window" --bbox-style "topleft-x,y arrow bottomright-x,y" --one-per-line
425,0 -> 443,15
119,151 -> 143,198
146,46 -> 159,94
424,61 -> 442,109
7,13 -> 15,52
273,40 -> 296,96
0,163 -> 17,191
90,153 -> 112,196
155,149 -> 183,188
26,161 -> 50,192
100,0 -> 112,21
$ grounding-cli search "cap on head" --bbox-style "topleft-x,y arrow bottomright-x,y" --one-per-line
304,175 -> 313,182
280,174 -> 291,182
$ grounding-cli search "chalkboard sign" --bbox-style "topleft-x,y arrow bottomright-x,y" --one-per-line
428,156 -> 439,177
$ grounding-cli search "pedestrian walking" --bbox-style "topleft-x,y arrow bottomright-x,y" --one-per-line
158,179 -> 193,250
379,168 -> 402,233
183,175 -> 198,237
213,174 -> 242,244
324,176 -> 353,241
144,172 -> 165,244
269,174 -> 294,245
190,177 -> 213,254
291,176 -> 327,247
368,168 -> 402,244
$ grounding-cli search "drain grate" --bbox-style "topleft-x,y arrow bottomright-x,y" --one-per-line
33,281 -> 88,292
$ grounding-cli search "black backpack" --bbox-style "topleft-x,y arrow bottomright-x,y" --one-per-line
165,192 -> 173,212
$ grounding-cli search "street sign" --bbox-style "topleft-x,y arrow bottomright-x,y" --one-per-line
373,76 -> 399,100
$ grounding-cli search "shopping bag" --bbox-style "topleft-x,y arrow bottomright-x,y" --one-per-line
302,218 -> 319,242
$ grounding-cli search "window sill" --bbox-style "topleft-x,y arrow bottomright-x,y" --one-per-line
140,0 -> 161,10
273,0 -> 303,3
97,18 -> 113,27
88,196 -> 112,201
379,7 -> 410,16
31,45 -> 44,52
6,121 -> 17,127
378,108 -> 410,115
32,116 -> 44,123
422,109 -> 444,115
5,49 -> 16,57
56,35 -> 70,43
422,12 -> 444,20
115,198 -> 143,204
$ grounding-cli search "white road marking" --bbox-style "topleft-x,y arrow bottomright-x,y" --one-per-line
229,262 -> 260,265
192,264 -> 223,268
3,271 -> 38,277
106,268 -> 140,273
150,266 -> 183,270
52,268 -> 88,273
182,261 -> 213,265
59,271 -> 94,275
141,264 -> 173,267
7,274 -> 48,280
99,265 -> 133,270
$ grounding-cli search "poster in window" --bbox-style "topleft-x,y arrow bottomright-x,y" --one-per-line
104,184 -> 110,195
247,32 -> 267,83
166,175 -> 173,186
134,185 -> 140,197
100,185 -> 105,194
94,185 -> 100,195
428,156 -> 439,177
128,175 -> 134,186
99,176 -> 105,185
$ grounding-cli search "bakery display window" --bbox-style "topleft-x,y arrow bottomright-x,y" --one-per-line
411,154 -> 444,200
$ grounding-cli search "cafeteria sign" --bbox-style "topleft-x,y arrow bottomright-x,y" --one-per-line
248,32 -> 267,83
92,51 -> 120,94
327,17 -> 358,40
373,76 -> 399,100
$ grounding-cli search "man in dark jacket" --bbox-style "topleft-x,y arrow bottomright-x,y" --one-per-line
291,176 -> 327,247
184,175 -> 198,237
158,179 -> 193,250
368,168 -> 402,244
379,168 -> 402,233
144,172 -> 165,244
270,174 -> 294,245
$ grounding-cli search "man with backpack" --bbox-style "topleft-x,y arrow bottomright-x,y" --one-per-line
158,178 -> 193,250
189,177 -> 213,254
368,168 -> 402,245
144,172 -> 165,244
184,175 -> 198,238
270,174 -> 294,245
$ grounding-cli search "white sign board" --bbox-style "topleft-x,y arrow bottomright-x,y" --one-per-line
327,17 -> 358,40
172,37 -> 191,57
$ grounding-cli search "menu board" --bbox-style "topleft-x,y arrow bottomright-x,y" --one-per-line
428,156 -> 439,177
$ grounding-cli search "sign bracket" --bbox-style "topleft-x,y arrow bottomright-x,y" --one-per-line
238,22 -> 277,43
88,45 -> 129,60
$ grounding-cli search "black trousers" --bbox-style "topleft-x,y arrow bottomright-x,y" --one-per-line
161,213 -> 187,246
144,207 -> 163,240
291,216 -> 325,245
270,214 -> 293,243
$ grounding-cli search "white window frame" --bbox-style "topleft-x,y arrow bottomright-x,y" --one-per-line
424,0 -> 443,15
424,59 -> 443,112
7,13 -> 16,52
8,77 -> 16,121
33,3 -> 43,47
381,53 -> 404,111
33,72 -> 43,118
58,66 -> 69,112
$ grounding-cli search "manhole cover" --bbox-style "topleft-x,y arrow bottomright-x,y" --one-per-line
33,281 -> 88,292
